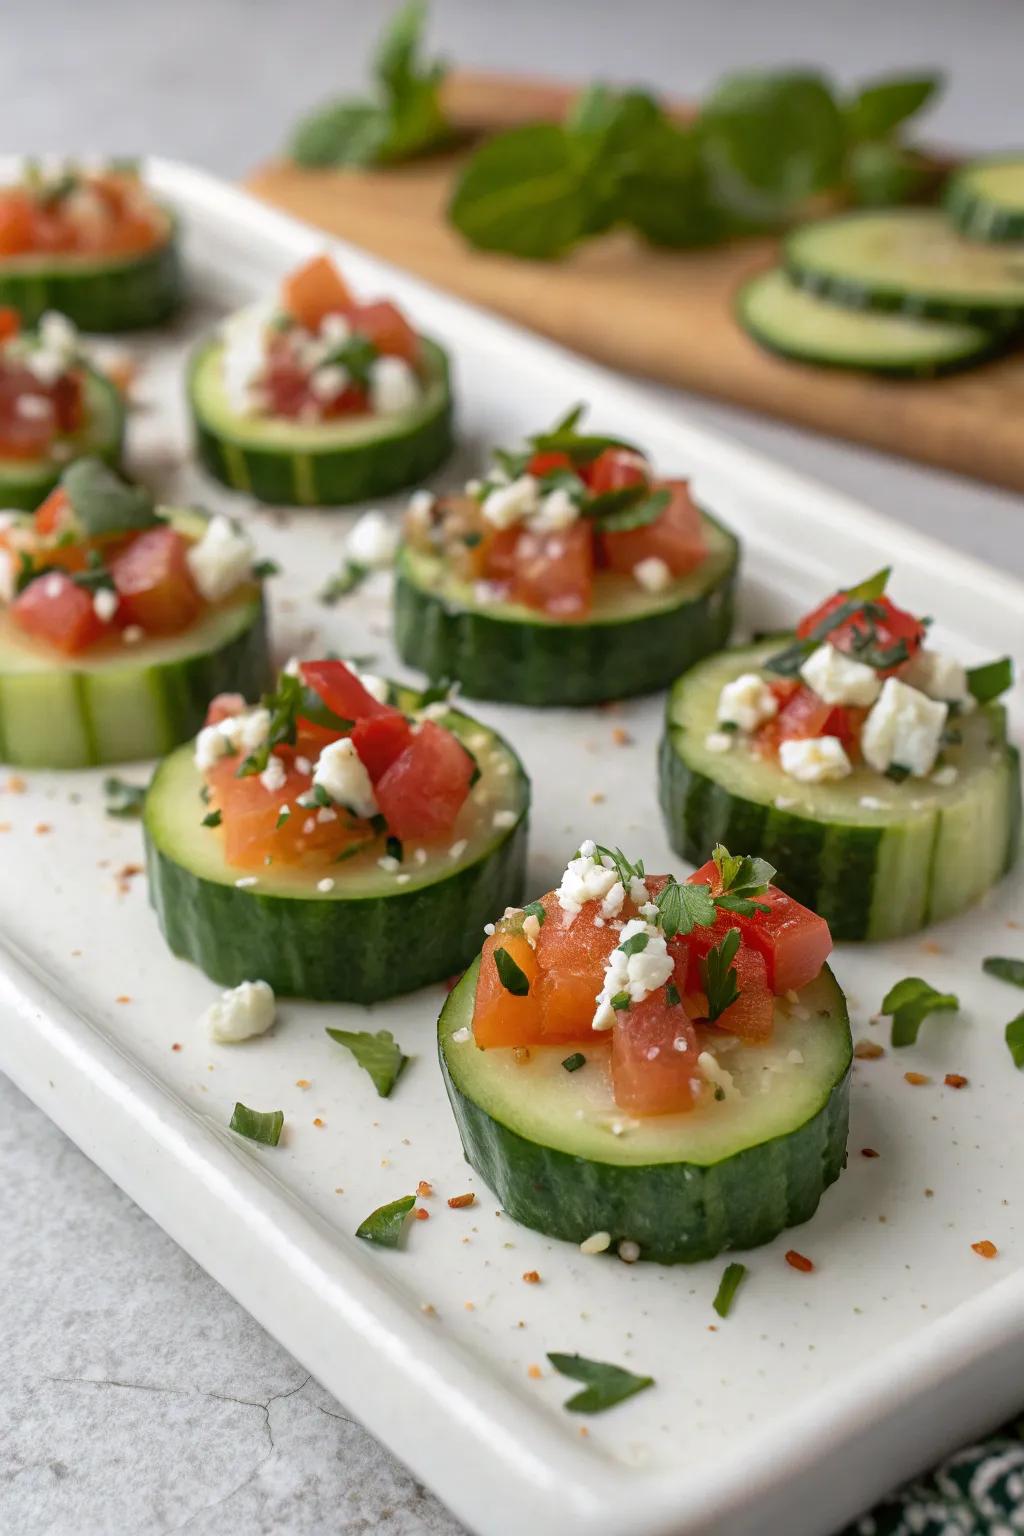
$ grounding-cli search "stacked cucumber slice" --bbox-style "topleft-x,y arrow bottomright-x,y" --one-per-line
737,157 -> 1024,375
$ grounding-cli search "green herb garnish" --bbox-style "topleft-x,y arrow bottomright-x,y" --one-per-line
561,1052 -> 586,1073
610,991 -> 631,1011
494,946 -> 530,996
229,1103 -> 284,1146
250,558 -> 280,580
522,901 -> 547,926
881,977 -> 960,1048
591,844 -> 645,885
618,932 -> 649,957
983,957 -> 1024,988
61,458 -> 158,539
236,672 -> 302,778
653,876 -> 715,937
1006,1013 -> 1024,1069
201,809 -> 222,828
356,1194 -> 416,1248
966,657 -> 1013,705
701,927 -> 741,1022
712,844 -> 774,915
666,981 -> 682,1007
546,1353 -> 654,1415
712,1261 -> 748,1318
319,561 -> 369,604
325,1026 -> 408,1097
103,776 -> 146,819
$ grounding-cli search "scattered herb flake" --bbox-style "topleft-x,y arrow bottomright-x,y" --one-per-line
522,900 -> 547,926
966,656 -> 1013,705
250,558 -> 280,580
201,809 -> 222,828
881,976 -> 960,1048
356,1194 -> 416,1248
983,956 -> 1024,989
546,1353 -> 654,1415
385,834 -> 404,863
701,927 -> 741,1022
618,932 -> 649,957
610,991 -> 631,1011
654,876 -> 715,938
325,1026 -> 408,1097
494,946 -> 530,996
103,776 -> 146,819
319,560 -> 369,604
561,1052 -> 586,1073
712,1261 -> 748,1318
1006,1013 -> 1024,1070
229,1102 -> 284,1146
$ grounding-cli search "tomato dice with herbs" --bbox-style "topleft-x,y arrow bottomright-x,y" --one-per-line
282,254 -> 353,332
374,720 -> 474,839
612,991 -> 701,1115
599,479 -> 705,577
12,570 -> 106,654
111,525 -> 201,635
513,522 -> 593,618
351,300 -> 419,365
351,711 -> 414,781
299,660 -> 393,721
207,751 -> 369,871
473,929 -> 543,1047
533,901 -> 619,1043
687,859 -> 832,997
584,446 -> 649,495
797,592 -> 925,670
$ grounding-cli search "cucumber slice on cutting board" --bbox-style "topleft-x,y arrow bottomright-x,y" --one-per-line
394,511 -> 738,707
0,366 -> 124,510
784,208 -> 1024,323
659,637 -> 1021,942
144,693 -> 529,1003
737,267 -> 1007,376
946,155 -> 1024,243
439,957 -> 851,1264
0,509 -> 270,769
188,336 -> 454,507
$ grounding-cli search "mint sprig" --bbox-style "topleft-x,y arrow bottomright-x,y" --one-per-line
701,928 -> 741,1022
326,1027 -> 408,1098
546,1352 -> 654,1414
881,977 -> 960,1048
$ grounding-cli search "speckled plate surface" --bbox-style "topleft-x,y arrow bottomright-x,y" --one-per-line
1,161 -> 1022,1536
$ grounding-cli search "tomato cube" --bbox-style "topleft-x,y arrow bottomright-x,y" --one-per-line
12,570 -> 105,654
374,720 -> 474,839
111,526 -> 201,635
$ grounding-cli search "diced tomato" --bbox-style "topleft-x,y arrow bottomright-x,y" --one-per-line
612,990 -> 701,1115
0,192 -> 34,256
797,592 -> 925,669
533,901 -> 619,1044
299,660 -> 394,721
472,929 -> 543,1047
687,859 -> 832,996
512,522 -> 593,618
0,307 -> 19,342
755,684 -> 863,761
282,254 -> 353,332
111,526 -> 201,635
262,351 -> 311,418
33,486 -> 71,537
351,711 -> 413,781
374,720 -> 473,839
205,693 -> 246,726
0,365 -> 57,458
351,300 -> 419,364
11,570 -> 105,654
206,750 -> 368,870
677,920 -> 775,1042
599,479 -> 706,578
585,447 -> 649,495
51,372 -> 83,433
527,450 -> 574,478
477,525 -> 521,584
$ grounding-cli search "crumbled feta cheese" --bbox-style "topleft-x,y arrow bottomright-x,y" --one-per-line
186,515 -> 255,602
235,876 -> 258,889
704,731 -> 734,754
43,573 -> 64,599
310,363 -> 350,402
492,809 -> 517,828
600,880 -> 625,919
235,707 -> 271,754
25,311 -> 79,384
931,764 -> 958,787
406,488 -> 436,525
900,647 -> 969,704
368,355 -> 420,415
861,678 -> 948,778
92,587 -> 118,623
530,487 -> 578,532
451,1026 -> 472,1044
592,918 -> 673,1030
221,300 -> 276,415
15,394 -> 51,421
320,311 -> 351,345
556,847 -> 619,917
859,794 -> 886,809
259,755 -> 287,793
580,1231 -> 612,1255
317,877 -> 335,893
347,665 -> 390,705
632,556 -> 672,594
414,848 -> 428,865
193,723 -> 232,771
377,855 -> 400,873
295,755 -> 312,775
313,737 -> 378,819
799,643 -> 881,707
202,979 -> 275,1043
316,805 -> 338,824
344,509 -> 398,569
122,625 -> 143,644
482,474 -> 540,529
698,1050 -> 736,1097
778,735 -> 852,783
449,838 -> 468,860
717,673 -> 778,732
0,548 -> 17,604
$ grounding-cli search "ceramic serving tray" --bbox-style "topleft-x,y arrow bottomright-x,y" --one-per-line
2,160 -> 1022,1536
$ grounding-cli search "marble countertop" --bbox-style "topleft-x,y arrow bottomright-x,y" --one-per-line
3,2 -> 1022,1532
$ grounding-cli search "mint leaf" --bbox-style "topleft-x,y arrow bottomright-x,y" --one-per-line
848,140 -> 931,206
1006,1013 -> 1024,1070
494,946 -> 530,996
881,977 -> 960,1048
655,877 -> 715,938
449,124 -> 593,259
62,458 -> 158,539
712,845 -> 775,898
319,560 -> 369,604
326,1027 -> 407,1097
229,1103 -> 284,1146
547,1353 -> 653,1414
712,1261 -> 748,1318
702,71 -> 845,221
289,102 -> 391,169
356,1194 -> 415,1248
702,927 -> 741,1022
103,775 -> 146,819
844,74 -> 941,143
967,657 -> 1013,704
984,957 -> 1024,989
619,119 -> 729,248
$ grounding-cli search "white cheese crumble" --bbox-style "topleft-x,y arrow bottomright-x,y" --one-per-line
348,664 -> 390,705
704,730 -> 734,754
580,1231 -> 612,1255
799,643 -> 881,707
320,311 -> 351,344
717,673 -> 778,732
0,548 -> 15,605
259,755 -> 287,793
592,918 -> 674,1031
778,735 -> 852,783
186,515 -> 254,602
900,647 -> 969,704
202,979 -> 276,1043
600,880 -> 626,919
377,855 -> 400,873
492,809 -> 517,829
698,1050 -> 736,1097
220,300 -> 276,415
451,1026 -> 472,1044
481,475 -> 539,529
448,838 -> 468,860
309,363 -> 349,402
406,488 -> 436,526
317,877 -> 335,893
861,677 -> 948,778
192,706 -> 271,771
632,556 -> 672,593
26,311 -> 79,385
344,508 -> 398,569
530,486 -> 579,532
556,844 -> 619,917
931,764 -> 958,787
234,876 -> 258,889
313,737 -> 378,819
91,587 -> 118,623
16,394 -> 51,421
368,355 -> 420,416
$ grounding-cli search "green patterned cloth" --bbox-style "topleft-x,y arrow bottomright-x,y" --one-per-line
840,1420 -> 1024,1535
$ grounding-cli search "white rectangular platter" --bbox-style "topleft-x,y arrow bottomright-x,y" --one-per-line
2,160 -> 1023,1536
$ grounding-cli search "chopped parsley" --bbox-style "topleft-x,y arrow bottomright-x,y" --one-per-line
1006,1013 -> 1024,1070
319,560 -> 369,604
610,991 -> 631,1011
494,946 -> 530,996
618,932 -> 649,957
325,1027 -> 408,1097
561,1052 -> 586,1073
712,1261 -> 748,1318
355,1194 -> 416,1249
229,1103 -> 284,1146
966,656 -> 1013,704
983,957 -> 1024,989
201,808 -> 222,828
103,776 -> 146,819
654,876 -> 715,938
546,1352 -> 654,1414
522,900 -> 546,926
880,977 -> 960,1048
701,927 -> 741,1022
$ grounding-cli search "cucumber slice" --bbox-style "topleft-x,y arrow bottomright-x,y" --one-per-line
0,510 -> 270,768
143,695 -> 529,1002
439,957 -> 851,1264
737,268 -> 1005,376
946,156 -> 1024,243
785,209 -> 1024,323
394,512 -> 738,707
0,216 -> 182,332
659,638 -> 1021,942
0,366 -> 124,510
188,336 -> 454,507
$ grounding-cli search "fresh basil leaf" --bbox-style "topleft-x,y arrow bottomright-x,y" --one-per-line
201,809 -> 222,828
620,118 -> 730,248
712,1261 -> 748,1318
70,550 -> 116,594
881,976 -> 960,1048
844,74 -> 941,144
547,1352 -> 654,1414
325,333 -> 379,386
967,657 -> 1013,705
529,425 -> 641,465
562,1052 -> 586,1072
295,686 -> 355,735
326,1026 -> 408,1097
845,567 -> 891,602
702,71 -> 845,220
449,124 -> 593,259
229,1103 -> 284,1146
356,1194 -> 416,1248
983,957 -> 1024,989
290,102 -> 392,169
594,487 -> 669,535
1006,1013 -> 1024,1070
494,946 -> 530,996
763,637 -> 814,677
655,877 -> 716,939
103,775 -> 146,819
848,140 -> 932,206
61,458 -> 158,539
701,927 -> 741,1022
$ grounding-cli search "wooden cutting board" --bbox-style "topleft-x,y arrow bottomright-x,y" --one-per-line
247,71 -> 1024,494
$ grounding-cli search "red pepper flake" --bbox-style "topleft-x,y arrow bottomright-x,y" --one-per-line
448,1192 -> 476,1209
417,1180 -> 433,1197
785,1250 -> 814,1273
34,822 -> 52,835
904,1071 -> 930,1086
972,1240 -> 998,1259
611,727 -> 633,746
171,1042 -> 183,1052
920,940 -> 945,955
860,1147 -> 880,1159
414,1207 -> 430,1221
295,1079 -> 311,1089
590,791 -> 606,804
579,1426 -> 589,1438
512,1046 -> 531,1065
312,1117 -> 325,1127
4,775 -> 27,794
0,822 -> 11,833
115,995 -> 131,1005
522,1270 -> 541,1284
527,1363 -> 542,1380
854,1039 -> 885,1060
944,1073 -> 968,1089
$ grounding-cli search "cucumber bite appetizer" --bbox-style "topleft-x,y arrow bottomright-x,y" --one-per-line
661,571 -> 1020,941
439,843 -> 849,1263
189,255 -> 453,506
144,659 -> 529,1001
395,407 -> 738,705
0,460 -> 270,767
0,307 -> 123,509
0,160 -> 181,332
